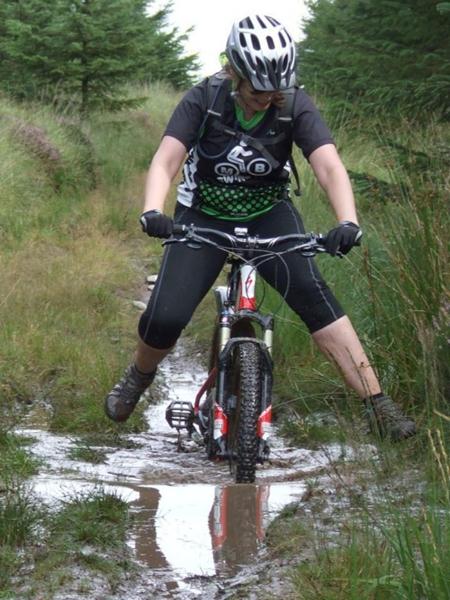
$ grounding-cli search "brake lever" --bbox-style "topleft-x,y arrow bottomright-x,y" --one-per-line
162,236 -> 184,246
163,236 -> 204,250
291,241 -> 324,256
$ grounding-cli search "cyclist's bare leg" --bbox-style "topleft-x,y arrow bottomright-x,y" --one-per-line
312,316 -> 416,440
135,338 -> 173,373
312,315 -> 381,398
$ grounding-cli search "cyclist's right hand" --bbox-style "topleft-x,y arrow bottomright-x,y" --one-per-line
140,210 -> 173,239
324,221 -> 362,256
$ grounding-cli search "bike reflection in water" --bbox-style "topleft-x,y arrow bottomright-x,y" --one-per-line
210,484 -> 269,573
130,483 -> 270,578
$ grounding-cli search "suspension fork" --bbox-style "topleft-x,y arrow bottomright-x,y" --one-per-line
217,258 -> 274,353
210,259 -> 275,457
215,258 -> 275,400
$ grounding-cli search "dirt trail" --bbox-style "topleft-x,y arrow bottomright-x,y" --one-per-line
19,342 -> 358,599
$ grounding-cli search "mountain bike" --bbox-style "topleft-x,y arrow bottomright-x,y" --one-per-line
165,223 -> 328,483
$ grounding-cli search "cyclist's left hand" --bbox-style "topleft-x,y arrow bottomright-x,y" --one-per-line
325,221 -> 362,256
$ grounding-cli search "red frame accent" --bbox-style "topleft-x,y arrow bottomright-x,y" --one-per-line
211,488 -> 228,549
237,268 -> 257,311
194,367 -> 217,414
214,404 -> 228,435
257,406 -> 272,438
238,296 -> 257,310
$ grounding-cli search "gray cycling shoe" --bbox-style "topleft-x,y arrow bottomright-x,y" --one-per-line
104,364 -> 156,423
364,395 -> 416,441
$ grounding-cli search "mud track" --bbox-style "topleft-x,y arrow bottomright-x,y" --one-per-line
19,342 -> 366,599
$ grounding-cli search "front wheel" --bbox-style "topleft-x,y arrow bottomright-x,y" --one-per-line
228,342 -> 262,483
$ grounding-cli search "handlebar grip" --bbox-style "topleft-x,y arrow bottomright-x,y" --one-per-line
172,223 -> 187,235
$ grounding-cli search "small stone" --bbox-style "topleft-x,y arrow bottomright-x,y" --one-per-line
132,300 -> 146,311
146,274 -> 158,283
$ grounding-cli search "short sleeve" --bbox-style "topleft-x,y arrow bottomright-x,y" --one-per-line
292,90 -> 335,160
163,80 -> 208,151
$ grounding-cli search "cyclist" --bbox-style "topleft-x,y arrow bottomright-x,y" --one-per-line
105,14 -> 416,441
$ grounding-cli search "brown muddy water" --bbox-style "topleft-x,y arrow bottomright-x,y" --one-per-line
18,345 -> 367,599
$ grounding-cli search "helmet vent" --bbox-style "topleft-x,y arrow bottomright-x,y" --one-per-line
244,50 -> 256,70
278,32 -> 287,48
256,56 -> 265,72
239,33 -> 247,48
231,50 -> 247,75
251,34 -> 261,50
266,36 -> 275,50
257,15 -> 268,28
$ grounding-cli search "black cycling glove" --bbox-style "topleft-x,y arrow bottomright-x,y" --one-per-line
325,221 -> 362,256
140,210 -> 173,239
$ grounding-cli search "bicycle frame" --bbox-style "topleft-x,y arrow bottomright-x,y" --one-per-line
164,223 -> 328,480
195,254 -> 274,463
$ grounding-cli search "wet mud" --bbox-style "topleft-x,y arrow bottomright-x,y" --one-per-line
18,344 -> 362,599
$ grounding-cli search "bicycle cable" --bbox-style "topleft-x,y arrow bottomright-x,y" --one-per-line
166,228 -> 325,316
191,240 -> 296,316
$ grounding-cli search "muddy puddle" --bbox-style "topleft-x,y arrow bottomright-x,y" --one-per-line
18,345 -> 358,598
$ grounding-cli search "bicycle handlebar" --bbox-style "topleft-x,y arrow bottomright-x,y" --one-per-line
168,223 -> 328,255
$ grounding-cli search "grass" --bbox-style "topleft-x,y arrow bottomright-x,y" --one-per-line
290,507 -> 450,600
0,230 -> 144,431
280,409 -> 347,448
50,488 -> 129,549
0,487 -> 132,596
0,98 -> 95,245
0,430 -> 42,591
21,489 -> 132,598
0,84 -> 180,435
67,439 -> 109,464
0,491 -> 43,547
0,430 -> 40,488
265,413 -> 450,600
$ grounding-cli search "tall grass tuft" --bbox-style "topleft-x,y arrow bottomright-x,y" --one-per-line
0,431 -> 43,592
289,456 -> 450,600
50,488 -> 129,549
292,509 -> 450,599
0,491 -> 43,547
25,488 -> 131,595
0,430 -> 39,488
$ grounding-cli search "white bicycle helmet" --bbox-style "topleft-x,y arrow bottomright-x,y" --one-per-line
225,14 -> 296,91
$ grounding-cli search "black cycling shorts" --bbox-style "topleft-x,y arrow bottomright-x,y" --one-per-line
138,200 -> 345,349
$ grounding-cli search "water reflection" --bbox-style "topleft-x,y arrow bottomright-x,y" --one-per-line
210,484 -> 269,575
130,481 -> 304,577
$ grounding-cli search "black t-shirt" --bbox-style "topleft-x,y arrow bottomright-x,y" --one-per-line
164,76 -> 334,208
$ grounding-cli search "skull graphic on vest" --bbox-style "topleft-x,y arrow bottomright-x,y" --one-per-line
214,142 -> 273,184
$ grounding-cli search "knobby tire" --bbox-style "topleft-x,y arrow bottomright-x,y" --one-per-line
229,342 -> 262,483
